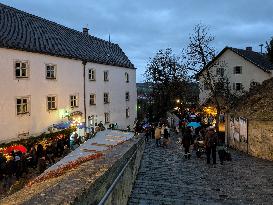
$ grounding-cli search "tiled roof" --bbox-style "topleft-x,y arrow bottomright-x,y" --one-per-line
0,3 -> 135,69
229,47 -> 273,72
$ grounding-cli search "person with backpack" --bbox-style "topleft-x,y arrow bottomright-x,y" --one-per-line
204,127 -> 217,164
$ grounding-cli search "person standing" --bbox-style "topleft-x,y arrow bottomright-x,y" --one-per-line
204,127 -> 217,164
154,125 -> 161,147
182,127 -> 193,159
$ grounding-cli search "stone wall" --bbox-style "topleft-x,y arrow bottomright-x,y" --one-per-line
227,117 -> 273,161
248,120 -> 273,160
1,135 -> 145,205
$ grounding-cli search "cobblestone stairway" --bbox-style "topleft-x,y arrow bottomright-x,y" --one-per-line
128,133 -> 273,205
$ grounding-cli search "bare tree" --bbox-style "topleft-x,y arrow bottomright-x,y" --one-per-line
187,24 -> 243,131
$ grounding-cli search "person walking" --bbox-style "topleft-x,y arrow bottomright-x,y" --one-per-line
204,127 -> 218,164
154,125 -> 161,147
163,126 -> 170,148
182,127 -> 193,159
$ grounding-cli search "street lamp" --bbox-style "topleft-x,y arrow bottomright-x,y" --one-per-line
176,99 -> 180,103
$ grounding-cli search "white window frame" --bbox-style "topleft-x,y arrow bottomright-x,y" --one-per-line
47,95 -> 57,110
126,107 -> 130,118
125,72 -> 129,83
70,95 -> 79,108
16,96 -> 30,115
104,112 -> 110,123
88,69 -> 96,81
46,64 -> 57,79
104,70 -> 109,81
15,61 -> 29,78
90,93 -> 96,105
125,92 -> 130,101
104,92 -> 109,104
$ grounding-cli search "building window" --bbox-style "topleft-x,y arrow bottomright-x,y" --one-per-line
46,64 -> 56,79
250,81 -> 259,88
126,108 -> 130,118
104,93 -> 109,104
15,61 -> 29,78
125,92 -> 130,101
233,83 -> 242,91
104,71 -> 109,81
125,72 -> 129,83
216,67 -> 224,77
234,66 -> 242,74
90,94 -> 96,105
70,95 -> 78,108
104,112 -> 110,123
16,97 -> 30,115
47,96 -> 57,110
88,69 -> 96,81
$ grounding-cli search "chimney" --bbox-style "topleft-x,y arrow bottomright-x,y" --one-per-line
82,27 -> 89,35
246,47 -> 252,51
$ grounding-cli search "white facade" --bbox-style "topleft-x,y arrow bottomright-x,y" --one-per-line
0,47 -> 136,143
198,49 -> 273,105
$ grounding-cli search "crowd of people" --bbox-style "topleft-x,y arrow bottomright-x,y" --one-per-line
0,133 -> 81,193
135,113 -> 230,166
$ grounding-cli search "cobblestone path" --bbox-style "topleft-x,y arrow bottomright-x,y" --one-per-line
128,134 -> 273,205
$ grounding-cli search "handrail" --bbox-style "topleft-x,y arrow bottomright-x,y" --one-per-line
97,146 -> 138,205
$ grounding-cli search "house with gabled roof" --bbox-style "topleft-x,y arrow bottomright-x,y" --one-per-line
0,3 -> 137,142
197,46 -> 273,105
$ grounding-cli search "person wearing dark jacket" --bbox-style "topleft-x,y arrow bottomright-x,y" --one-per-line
204,127 -> 218,164
182,127 -> 193,159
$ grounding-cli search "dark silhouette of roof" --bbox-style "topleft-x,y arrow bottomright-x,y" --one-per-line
230,47 -> 273,71
197,47 -> 273,78
0,3 -> 134,69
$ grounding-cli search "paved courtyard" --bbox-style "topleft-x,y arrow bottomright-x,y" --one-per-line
128,133 -> 273,205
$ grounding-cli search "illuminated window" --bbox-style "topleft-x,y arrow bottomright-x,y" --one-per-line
16,97 -> 30,115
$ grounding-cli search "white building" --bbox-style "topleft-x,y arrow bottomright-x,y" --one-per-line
197,46 -> 273,105
0,3 -> 137,143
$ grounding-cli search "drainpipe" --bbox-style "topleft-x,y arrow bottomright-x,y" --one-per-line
247,119 -> 249,154
82,61 -> 87,134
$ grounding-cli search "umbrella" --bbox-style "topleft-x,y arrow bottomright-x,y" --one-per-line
187,122 -> 201,128
5,145 -> 27,154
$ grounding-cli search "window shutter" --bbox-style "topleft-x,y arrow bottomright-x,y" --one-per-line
233,67 -> 236,74
233,83 -> 235,90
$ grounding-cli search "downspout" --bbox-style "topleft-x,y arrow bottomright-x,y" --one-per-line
246,119 -> 249,154
82,61 -> 87,134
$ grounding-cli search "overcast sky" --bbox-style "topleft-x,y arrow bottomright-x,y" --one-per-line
1,0 -> 273,82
